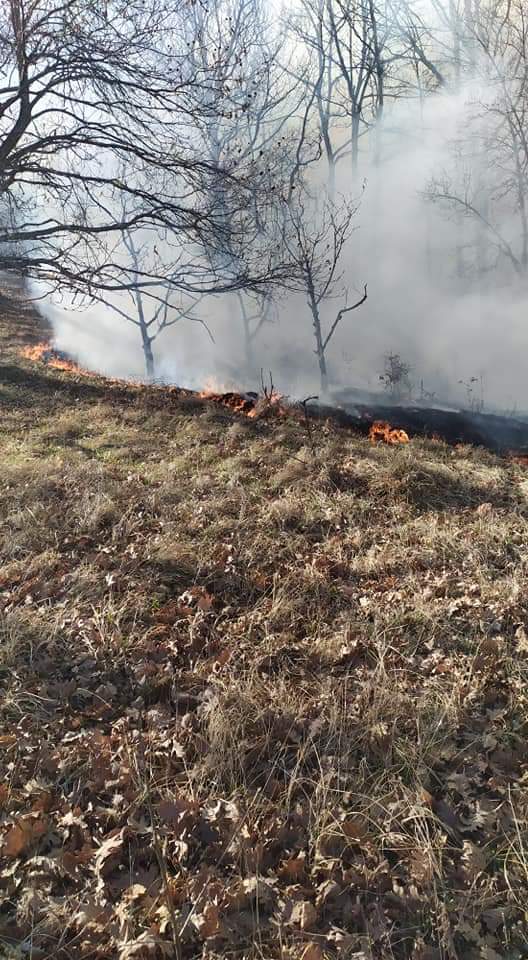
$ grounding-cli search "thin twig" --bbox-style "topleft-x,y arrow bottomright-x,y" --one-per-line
322,283 -> 368,352
145,793 -> 182,960
300,395 -> 319,458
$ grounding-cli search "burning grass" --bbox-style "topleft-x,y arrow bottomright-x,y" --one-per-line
21,341 -> 289,422
1,300 -> 528,960
21,341 -> 84,373
369,419 -> 410,445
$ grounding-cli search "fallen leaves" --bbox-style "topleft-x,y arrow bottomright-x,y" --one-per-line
298,943 -> 324,960
155,587 -> 215,624
192,900 -> 223,940
118,932 -> 173,959
284,898 -> 318,931
460,840 -> 486,882
0,734 -> 17,747
2,345 -> 528,960
242,875 -> 276,910
94,828 -> 126,878
1,813 -> 49,858
278,853 -> 307,882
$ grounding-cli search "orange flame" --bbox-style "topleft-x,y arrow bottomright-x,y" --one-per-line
199,388 -> 258,416
199,379 -> 286,419
22,343 -> 286,419
21,341 -> 85,374
369,420 -> 410,445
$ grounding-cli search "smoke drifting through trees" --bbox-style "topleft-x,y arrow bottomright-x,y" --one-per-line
0,0 -> 291,295
3,0 -> 528,408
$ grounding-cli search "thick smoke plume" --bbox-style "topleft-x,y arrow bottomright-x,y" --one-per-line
24,1 -> 528,413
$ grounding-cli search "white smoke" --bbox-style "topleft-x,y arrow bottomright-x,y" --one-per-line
36,81 -> 528,413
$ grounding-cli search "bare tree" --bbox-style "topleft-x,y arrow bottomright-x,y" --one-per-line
426,0 -> 528,279
179,0 -> 299,369
286,0 -> 342,196
89,228 -> 205,380
0,0 -> 289,299
325,0 -> 388,173
286,0 -> 422,195
283,193 -> 367,391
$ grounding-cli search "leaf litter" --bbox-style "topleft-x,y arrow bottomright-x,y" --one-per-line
1,322 -> 528,959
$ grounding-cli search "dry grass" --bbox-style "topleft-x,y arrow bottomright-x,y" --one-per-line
0,292 -> 528,960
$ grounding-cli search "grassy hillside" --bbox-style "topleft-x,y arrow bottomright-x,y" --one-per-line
1,293 -> 527,960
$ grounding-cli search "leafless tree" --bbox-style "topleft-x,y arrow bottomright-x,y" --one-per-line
0,0 -> 290,299
325,0 -> 389,172
287,0 -> 415,189
179,0 -> 300,369
89,228 -> 205,380
425,0 -> 528,278
282,193 -> 367,391
286,0 -> 342,196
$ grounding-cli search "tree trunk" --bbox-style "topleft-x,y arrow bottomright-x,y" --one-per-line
449,0 -> 464,280
141,325 -> 155,380
328,155 -> 336,200
368,0 -> 384,168
134,286 -> 155,380
511,133 -> 528,271
315,55 -> 336,199
351,110 -> 360,174
309,292 -> 328,393
237,292 -> 256,372
318,348 -> 328,393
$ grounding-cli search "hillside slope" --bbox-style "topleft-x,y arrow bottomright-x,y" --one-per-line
1,294 -> 527,960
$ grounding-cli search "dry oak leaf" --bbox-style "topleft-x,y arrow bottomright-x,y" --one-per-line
242,876 -> 276,911
461,840 -> 486,881
118,932 -> 173,959
341,817 -> 368,842
220,878 -> 249,912
122,883 -> 149,903
197,590 -> 214,612
155,601 -> 180,625
157,796 -> 199,824
287,900 -> 318,931
1,813 -> 49,858
192,900 -> 224,940
94,828 -> 126,878
316,879 -> 343,908
278,853 -> 307,882
74,899 -> 113,924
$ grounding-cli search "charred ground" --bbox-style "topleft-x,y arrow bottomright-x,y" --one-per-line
1,294 -> 528,960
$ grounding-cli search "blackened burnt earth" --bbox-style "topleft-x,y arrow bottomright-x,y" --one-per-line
311,400 -> 528,454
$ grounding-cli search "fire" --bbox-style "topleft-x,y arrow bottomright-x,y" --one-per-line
369,420 -> 410,445
21,341 -> 85,375
199,376 -> 286,419
21,342 -> 286,419
199,387 -> 259,416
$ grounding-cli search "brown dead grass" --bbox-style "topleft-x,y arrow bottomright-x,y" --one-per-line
0,289 -> 528,960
